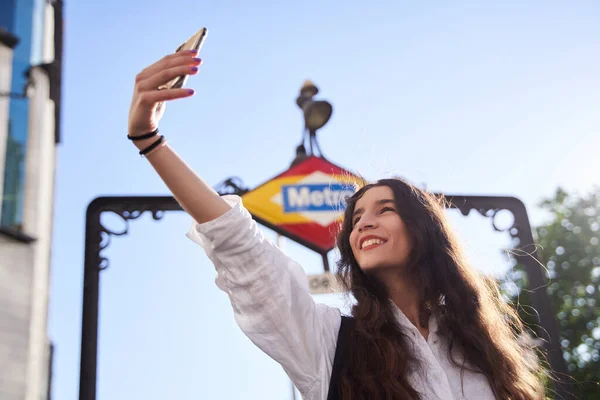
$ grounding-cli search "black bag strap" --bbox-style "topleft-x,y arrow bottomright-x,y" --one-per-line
327,316 -> 355,400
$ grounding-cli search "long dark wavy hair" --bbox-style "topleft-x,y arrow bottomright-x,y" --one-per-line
335,178 -> 545,399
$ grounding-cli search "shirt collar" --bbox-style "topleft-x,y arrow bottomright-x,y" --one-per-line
390,300 -> 439,335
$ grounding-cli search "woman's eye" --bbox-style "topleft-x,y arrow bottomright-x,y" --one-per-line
381,207 -> 395,213
352,216 -> 361,225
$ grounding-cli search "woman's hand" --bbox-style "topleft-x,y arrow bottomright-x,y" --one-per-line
128,49 -> 202,138
124,49 -> 230,224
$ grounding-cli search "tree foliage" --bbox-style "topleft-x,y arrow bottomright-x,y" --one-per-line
508,187 -> 600,398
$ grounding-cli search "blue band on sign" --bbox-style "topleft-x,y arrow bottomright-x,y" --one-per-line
282,183 -> 356,213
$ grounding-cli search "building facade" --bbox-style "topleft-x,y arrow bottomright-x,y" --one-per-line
0,0 -> 63,399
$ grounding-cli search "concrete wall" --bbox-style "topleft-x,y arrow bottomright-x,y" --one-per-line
0,5 -> 57,397
0,65 -> 55,400
22,65 -> 55,400
0,40 -> 14,222
0,235 -> 35,400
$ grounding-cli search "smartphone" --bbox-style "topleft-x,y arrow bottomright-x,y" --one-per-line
160,27 -> 208,90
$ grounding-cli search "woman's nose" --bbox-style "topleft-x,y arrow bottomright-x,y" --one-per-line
357,213 -> 377,232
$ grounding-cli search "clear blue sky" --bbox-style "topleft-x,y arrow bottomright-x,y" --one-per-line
50,1 -> 600,399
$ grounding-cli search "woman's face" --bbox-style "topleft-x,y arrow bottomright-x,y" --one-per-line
349,186 -> 413,272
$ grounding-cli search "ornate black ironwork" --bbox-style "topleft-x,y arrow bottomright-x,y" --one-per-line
443,194 -> 570,397
79,196 -> 182,400
79,186 -> 572,400
79,179 -> 247,400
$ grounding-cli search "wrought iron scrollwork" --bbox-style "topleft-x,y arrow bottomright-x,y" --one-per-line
96,207 -> 166,270
444,194 -> 528,243
85,197 -> 181,273
80,178 -> 252,400
440,193 -> 569,396
214,177 -> 250,196
86,178 -> 249,274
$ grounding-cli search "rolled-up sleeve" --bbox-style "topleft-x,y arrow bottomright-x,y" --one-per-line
186,195 -> 340,399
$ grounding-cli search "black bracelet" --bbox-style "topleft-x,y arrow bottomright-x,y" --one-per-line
128,128 -> 159,141
139,135 -> 165,156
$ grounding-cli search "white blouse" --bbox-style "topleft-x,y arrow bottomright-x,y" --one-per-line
186,195 -> 496,400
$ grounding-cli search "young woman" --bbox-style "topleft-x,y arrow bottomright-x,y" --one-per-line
127,50 -> 545,399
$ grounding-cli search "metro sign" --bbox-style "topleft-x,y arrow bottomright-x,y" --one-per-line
241,156 -> 363,254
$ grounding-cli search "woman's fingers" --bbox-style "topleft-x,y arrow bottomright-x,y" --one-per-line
137,63 -> 200,91
136,87 -> 195,107
136,50 -> 200,83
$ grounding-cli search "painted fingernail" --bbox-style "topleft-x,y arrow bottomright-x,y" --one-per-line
190,66 -> 198,72
187,89 -> 195,94
193,57 -> 202,63
188,49 -> 199,54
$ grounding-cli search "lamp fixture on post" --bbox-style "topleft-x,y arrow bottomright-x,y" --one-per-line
293,80 -> 333,166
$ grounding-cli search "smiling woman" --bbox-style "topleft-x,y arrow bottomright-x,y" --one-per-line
126,51 -> 546,400
335,179 -> 546,399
